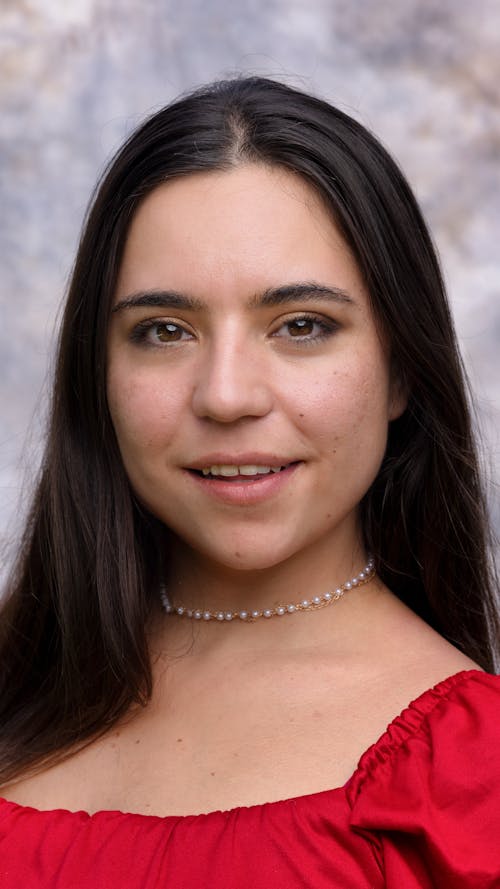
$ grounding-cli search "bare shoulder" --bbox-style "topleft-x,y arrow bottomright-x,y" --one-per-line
361,584 -> 481,708
0,737 -> 108,814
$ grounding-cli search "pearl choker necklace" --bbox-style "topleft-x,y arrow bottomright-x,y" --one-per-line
160,556 -> 375,623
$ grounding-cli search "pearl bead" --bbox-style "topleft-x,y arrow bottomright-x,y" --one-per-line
160,556 -> 375,623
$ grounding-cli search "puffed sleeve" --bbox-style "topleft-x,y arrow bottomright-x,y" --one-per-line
347,671 -> 500,889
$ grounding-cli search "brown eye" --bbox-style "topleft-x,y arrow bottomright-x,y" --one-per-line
129,318 -> 194,347
287,318 -> 314,337
271,314 -> 338,346
156,322 -> 184,342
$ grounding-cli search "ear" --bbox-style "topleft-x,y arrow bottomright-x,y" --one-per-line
388,374 -> 409,421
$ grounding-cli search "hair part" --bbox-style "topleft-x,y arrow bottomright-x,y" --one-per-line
1,75 -> 498,787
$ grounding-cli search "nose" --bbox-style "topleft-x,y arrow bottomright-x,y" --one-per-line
191,331 -> 274,423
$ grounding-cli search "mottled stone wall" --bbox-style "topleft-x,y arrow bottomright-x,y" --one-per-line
1,0 -> 499,557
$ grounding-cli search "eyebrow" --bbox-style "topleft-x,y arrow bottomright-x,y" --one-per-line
112,291 -> 204,313
251,282 -> 353,308
111,282 -> 354,314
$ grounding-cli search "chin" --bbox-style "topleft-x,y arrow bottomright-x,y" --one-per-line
170,530 -> 299,574
200,545 -> 292,574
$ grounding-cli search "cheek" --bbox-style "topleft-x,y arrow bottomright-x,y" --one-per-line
106,368 -> 183,459
305,363 -> 392,521
294,357 -> 391,443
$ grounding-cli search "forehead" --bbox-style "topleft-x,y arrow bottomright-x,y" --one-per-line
114,164 -> 367,307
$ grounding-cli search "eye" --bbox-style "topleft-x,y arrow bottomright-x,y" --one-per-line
272,314 -> 338,344
286,317 -> 317,337
130,319 -> 194,346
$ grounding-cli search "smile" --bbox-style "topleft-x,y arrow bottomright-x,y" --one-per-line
185,461 -> 301,504
198,464 -> 291,479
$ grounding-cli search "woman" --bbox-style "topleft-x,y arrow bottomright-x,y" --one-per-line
0,76 -> 499,887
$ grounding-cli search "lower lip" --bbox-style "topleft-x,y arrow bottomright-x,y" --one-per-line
185,463 -> 301,505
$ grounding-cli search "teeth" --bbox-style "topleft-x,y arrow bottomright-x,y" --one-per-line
215,465 -> 239,477
240,465 -> 268,476
200,464 -> 285,477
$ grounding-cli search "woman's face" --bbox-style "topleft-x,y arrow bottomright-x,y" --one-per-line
107,165 -> 405,572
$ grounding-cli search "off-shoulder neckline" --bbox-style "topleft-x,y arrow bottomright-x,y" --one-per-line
0,669 -> 490,825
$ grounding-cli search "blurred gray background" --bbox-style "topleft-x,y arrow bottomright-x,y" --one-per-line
1,0 -> 499,566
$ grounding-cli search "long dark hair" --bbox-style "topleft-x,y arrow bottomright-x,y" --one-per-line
1,76 -> 498,786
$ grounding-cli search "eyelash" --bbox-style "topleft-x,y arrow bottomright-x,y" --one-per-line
128,319 -> 197,349
272,314 -> 338,345
129,314 -> 338,348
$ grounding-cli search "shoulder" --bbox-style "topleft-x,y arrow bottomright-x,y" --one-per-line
348,670 -> 500,886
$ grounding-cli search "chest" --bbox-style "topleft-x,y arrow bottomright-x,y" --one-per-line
2,655 -> 417,818
64,658 -> 387,816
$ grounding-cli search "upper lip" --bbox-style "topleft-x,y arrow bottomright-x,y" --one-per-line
186,454 -> 299,469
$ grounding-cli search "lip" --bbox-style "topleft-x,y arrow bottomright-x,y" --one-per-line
184,461 -> 301,506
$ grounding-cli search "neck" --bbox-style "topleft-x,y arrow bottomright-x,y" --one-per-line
161,557 -> 374,621
166,526 -> 367,611
147,528 -> 378,656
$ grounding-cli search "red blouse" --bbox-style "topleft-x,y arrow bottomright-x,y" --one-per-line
1,670 -> 499,888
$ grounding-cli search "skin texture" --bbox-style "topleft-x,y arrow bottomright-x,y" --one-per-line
1,165 -> 478,817
107,164 -> 405,613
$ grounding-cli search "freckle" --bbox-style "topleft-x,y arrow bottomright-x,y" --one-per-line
135,739 -> 140,744
210,771 -> 216,777
176,738 -> 183,743
234,551 -> 241,558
